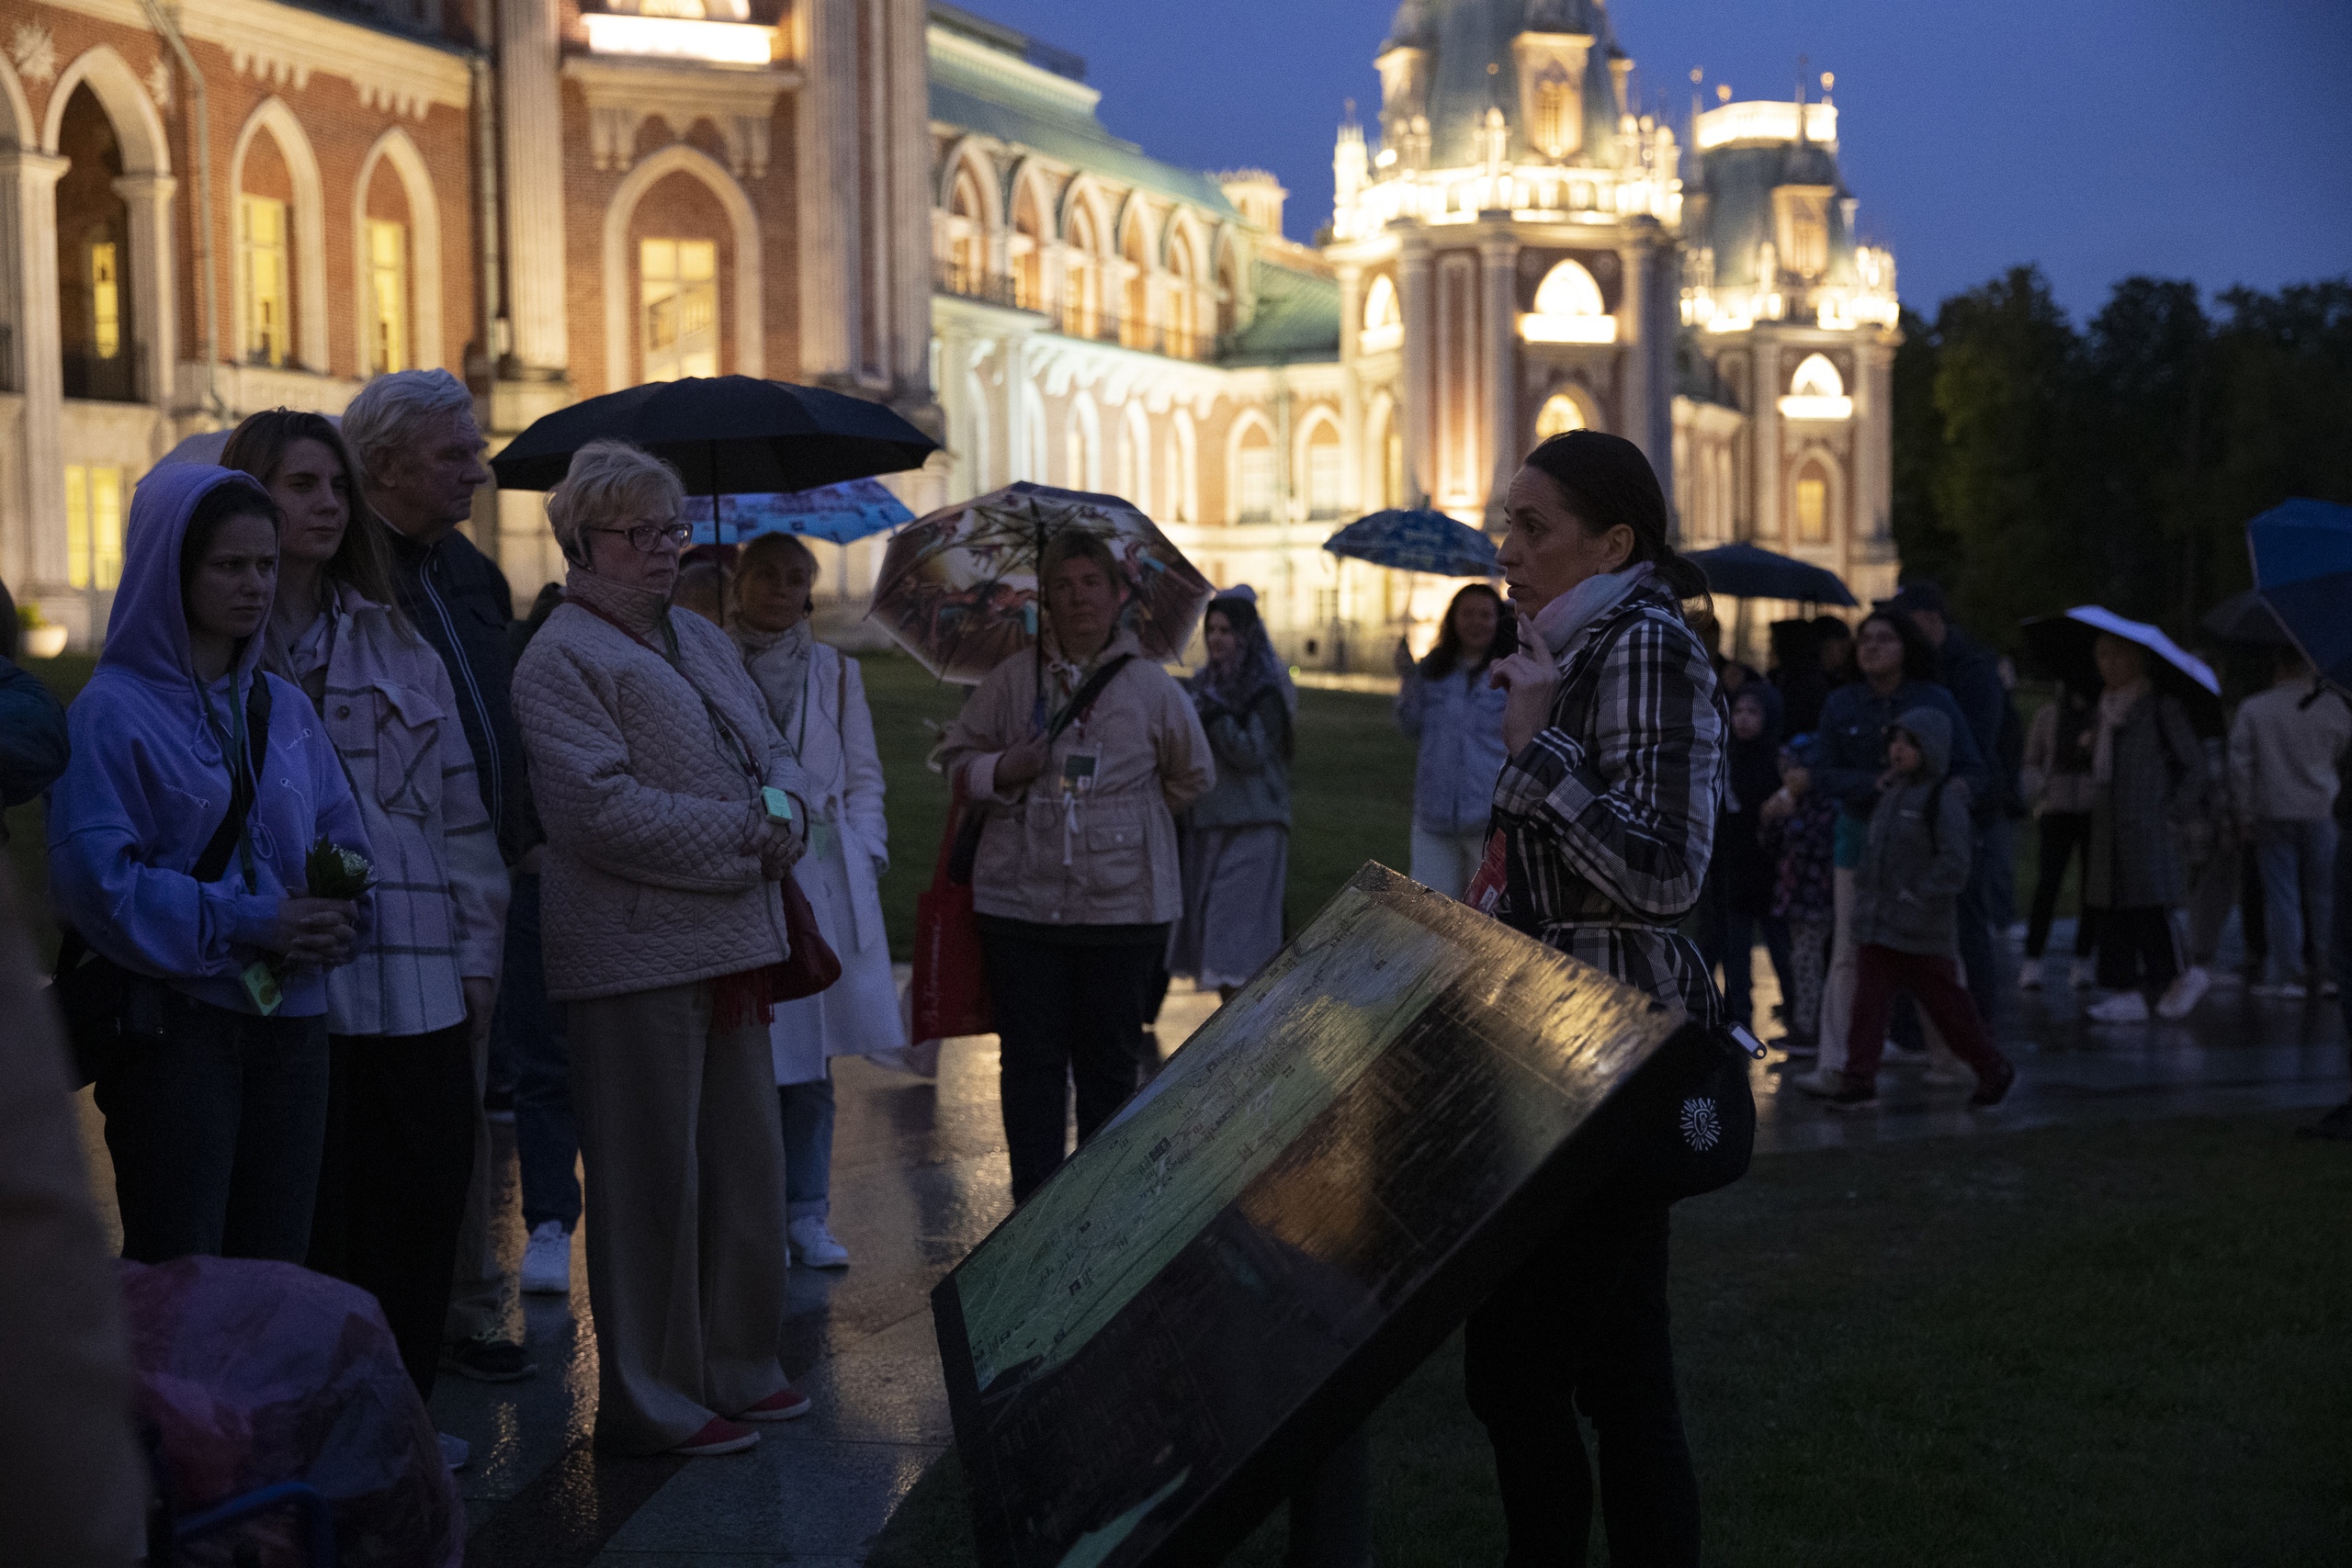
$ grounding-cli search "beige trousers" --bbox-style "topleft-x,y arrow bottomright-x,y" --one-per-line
569,979 -> 791,1452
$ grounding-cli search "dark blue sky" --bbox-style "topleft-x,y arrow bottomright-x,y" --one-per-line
963,0 -> 2352,323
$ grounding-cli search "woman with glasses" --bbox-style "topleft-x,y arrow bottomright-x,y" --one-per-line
512,440 -> 815,1458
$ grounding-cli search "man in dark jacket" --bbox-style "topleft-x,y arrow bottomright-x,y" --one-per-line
343,369 -> 539,1390
1887,581 -> 2013,1028
1,581 -> 69,844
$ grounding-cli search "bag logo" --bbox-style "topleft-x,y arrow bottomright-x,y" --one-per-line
1679,1097 -> 1722,1153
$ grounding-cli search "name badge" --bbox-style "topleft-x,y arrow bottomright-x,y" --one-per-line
241,961 -> 283,1016
1059,750 -> 1099,795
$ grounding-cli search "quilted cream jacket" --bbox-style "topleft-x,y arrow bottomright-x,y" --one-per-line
514,569 -> 808,1002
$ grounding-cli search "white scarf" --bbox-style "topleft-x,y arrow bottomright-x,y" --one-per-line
2093,679 -> 2148,785
732,617 -> 816,748
1530,561 -> 1656,668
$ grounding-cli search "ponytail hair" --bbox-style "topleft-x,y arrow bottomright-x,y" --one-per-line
1521,430 -> 1711,611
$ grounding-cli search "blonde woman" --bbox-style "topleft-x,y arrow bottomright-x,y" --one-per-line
513,440 -> 813,1457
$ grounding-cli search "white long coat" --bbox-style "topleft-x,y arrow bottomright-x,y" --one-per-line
750,641 -> 905,1082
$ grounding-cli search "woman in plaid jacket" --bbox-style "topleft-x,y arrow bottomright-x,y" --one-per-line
1468,429 -> 1725,1567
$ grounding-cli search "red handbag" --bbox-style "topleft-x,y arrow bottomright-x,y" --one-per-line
911,776 -> 994,1041
775,869 -> 842,1001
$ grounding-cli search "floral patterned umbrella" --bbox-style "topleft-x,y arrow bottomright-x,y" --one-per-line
866,482 -> 1213,685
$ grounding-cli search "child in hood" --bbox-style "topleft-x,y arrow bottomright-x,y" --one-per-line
1814,706 -> 2016,1111
48,465 -> 370,1265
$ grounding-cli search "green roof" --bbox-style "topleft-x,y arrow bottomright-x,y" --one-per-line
1220,260 -> 1340,366
929,36 -> 1238,219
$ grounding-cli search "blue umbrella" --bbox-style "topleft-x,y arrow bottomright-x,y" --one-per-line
1684,542 -> 1858,606
2247,498 -> 2352,693
683,478 -> 914,547
1323,509 -> 1498,578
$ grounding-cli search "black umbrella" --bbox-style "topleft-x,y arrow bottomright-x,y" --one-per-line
2199,588 -> 2291,647
489,376 -> 937,494
1684,543 -> 1859,607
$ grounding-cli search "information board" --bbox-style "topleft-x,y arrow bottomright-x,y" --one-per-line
932,863 -> 1713,1568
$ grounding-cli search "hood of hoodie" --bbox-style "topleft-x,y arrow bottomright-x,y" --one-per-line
104,463 -> 278,697
1891,705 -> 1953,783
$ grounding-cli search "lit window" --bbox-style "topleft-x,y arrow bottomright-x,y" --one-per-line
1773,188 -> 1830,279
1795,468 -> 1828,543
1316,586 -> 1342,623
1531,70 -> 1575,158
1360,274 -> 1402,355
1306,429 -> 1343,518
239,195 -> 291,367
64,465 -> 125,591
366,220 -> 408,376
1385,426 -> 1405,508
641,238 -> 718,382
1236,430 -> 1275,522
89,243 -> 120,360
1536,392 -> 1586,441
1779,354 -> 1853,421
1521,260 -> 1615,344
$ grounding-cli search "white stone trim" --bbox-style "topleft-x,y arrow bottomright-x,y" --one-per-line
562,54 -> 792,178
228,96 -> 327,374
352,126 -> 443,374
601,142 -> 763,392
41,43 -> 170,170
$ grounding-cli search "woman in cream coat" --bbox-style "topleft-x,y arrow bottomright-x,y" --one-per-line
729,533 -> 903,1269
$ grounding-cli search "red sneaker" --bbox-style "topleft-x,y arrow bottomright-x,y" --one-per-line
672,1416 -> 760,1456
736,1383 -> 813,1422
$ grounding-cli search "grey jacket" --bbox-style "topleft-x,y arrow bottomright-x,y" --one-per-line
1851,706 -> 1974,958
1183,688 -> 1292,830
2086,688 -> 2203,909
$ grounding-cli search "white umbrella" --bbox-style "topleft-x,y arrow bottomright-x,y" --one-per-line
2055,605 -> 2218,695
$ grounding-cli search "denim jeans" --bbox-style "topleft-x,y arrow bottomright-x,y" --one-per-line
497,873 -> 581,1233
2254,818 -> 2338,986
96,991 -> 330,1264
778,1072 -> 835,1221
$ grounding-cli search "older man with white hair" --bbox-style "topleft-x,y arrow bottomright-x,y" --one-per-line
341,368 -> 543,1388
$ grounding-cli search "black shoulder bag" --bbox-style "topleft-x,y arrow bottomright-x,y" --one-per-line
948,654 -> 1136,884
50,675 -> 272,1089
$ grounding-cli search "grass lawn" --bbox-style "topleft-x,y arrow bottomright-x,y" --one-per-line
872,1112 -> 2352,1567
11,650 -> 1416,967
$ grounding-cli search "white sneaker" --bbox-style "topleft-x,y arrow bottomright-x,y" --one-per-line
1922,1066 -> 1973,1088
2068,959 -> 2098,990
788,1215 -> 851,1269
438,1432 -> 471,1472
1791,1067 -> 1845,1098
2321,978 -> 2340,998
2086,990 -> 2151,1024
2017,960 -> 2044,991
521,1221 -> 571,1295
2156,965 -> 2211,1020
2250,980 -> 2309,1000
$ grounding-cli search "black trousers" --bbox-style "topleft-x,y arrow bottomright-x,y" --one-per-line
2026,811 -> 2098,959
979,930 -> 1164,1201
308,1022 -> 479,1402
2095,905 -> 2180,998
1464,1191 -> 1700,1568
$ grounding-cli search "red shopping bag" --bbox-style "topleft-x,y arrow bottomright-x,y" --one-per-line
912,775 -> 993,1042
1461,829 -> 1509,914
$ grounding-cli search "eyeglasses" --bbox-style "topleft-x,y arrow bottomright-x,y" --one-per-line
591,522 -> 693,553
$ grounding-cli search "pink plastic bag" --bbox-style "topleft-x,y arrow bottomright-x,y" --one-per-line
120,1257 -> 462,1568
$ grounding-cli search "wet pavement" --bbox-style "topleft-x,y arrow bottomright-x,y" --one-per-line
74,922 -> 2348,1566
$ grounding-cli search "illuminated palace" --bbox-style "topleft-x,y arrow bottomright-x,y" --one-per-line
3,0 -> 1897,660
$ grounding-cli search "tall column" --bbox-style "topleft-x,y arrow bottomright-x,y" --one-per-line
1397,233 -> 1432,506
889,0 -> 932,399
1748,333 -> 1780,546
795,0 -> 862,379
1616,235 -> 1652,462
1479,232 -> 1518,522
112,175 -> 178,418
498,0 -> 569,375
1,150 -> 70,590
1335,262 -> 1363,512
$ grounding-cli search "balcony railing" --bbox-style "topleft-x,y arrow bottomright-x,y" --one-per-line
934,261 -> 1023,310
62,345 -> 142,403
934,263 -> 1211,361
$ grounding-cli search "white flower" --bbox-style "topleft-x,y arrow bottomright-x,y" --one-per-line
1679,1096 -> 1722,1153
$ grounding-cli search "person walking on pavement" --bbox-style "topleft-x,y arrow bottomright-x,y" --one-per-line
2082,635 -> 2207,1024
1394,582 -> 1514,898
222,412 -> 509,1470
1793,611 -> 1989,1097
1471,430 -> 1725,1566
514,440 -> 815,1458
2231,646 -> 2350,998
933,531 -> 1214,1202
1820,708 -> 2018,1111
1168,587 -> 1295,1001
50,466 -> 368,1265
1884,582 -> 2010,1027
2018,681 -> 2102,990
729,534 -> 905,1270
341,369 -> 542,1382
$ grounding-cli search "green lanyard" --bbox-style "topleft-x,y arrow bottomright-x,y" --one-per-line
198,671 -> 259,893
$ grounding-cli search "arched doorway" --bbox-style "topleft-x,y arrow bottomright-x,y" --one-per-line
55,85 -> 134,401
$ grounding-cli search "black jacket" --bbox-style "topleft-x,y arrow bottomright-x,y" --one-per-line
382,522 -> 539,864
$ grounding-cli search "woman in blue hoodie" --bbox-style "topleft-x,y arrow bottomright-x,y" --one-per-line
49,465 -> 369,1265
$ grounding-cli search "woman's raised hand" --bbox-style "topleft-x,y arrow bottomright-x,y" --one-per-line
994,731 -> 1051,790
1489,615 -> 1559,753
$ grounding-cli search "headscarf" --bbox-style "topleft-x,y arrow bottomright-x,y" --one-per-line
1189,587 -> 1295,752
730,615 -> 817,746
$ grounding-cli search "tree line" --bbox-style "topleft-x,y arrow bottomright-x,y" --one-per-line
1890,266 -> 2352,651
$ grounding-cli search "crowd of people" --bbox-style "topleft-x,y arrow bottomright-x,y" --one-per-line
4,383 -> 2347,1561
